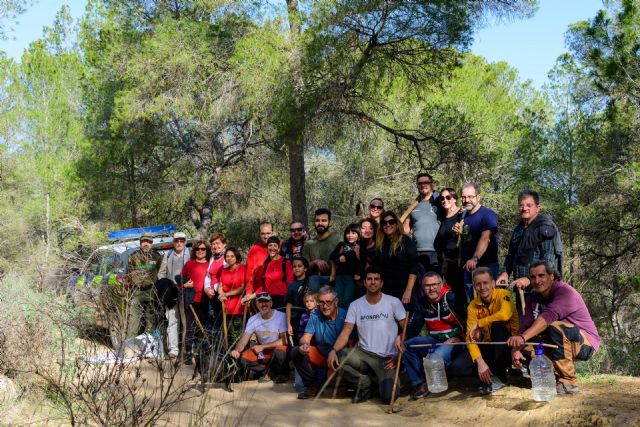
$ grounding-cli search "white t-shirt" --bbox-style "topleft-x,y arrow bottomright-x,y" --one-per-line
346,293 -> 406,357
245,310 -> 287,345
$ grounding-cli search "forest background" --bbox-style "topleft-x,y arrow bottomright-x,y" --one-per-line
0,0 -> 638,393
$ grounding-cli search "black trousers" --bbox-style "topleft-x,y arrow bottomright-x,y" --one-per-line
185,299 -> 210,357
479,322 -> 512,381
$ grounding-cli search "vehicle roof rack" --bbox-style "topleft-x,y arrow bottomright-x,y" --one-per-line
107,224 -> 177,242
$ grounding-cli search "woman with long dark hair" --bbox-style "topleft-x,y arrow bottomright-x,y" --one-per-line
216,247 -> 246,340
180,239 -> 212,364
375,210 -> 419,304
434,187 -> 466,316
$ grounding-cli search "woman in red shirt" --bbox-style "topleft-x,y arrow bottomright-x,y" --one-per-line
208,232 -> 228,328
216,247 -> 246,338
180,239 -> 211,364
245,236 -> 293,309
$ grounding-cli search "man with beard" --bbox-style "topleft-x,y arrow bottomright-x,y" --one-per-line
291,285 -> 347,399
497,190 -> 563,315
157,232 -> 190,358
127,232 -> 162,337
281,219 -> 307,261
400,272 -> 471,400
452,182 -> 500,302
302,208 -> 341,269
327,266 -> 406,404
231,292 -> 289,382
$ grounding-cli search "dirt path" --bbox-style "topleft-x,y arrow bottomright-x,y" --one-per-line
160,372 -> 640,426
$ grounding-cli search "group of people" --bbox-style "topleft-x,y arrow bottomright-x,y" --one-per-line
124,173 -> 600,403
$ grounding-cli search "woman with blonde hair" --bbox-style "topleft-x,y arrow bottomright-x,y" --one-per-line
375,210 -> 419,305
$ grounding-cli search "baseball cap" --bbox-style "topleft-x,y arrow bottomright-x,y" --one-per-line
256,292 -> 272,302
140,232 -> 154,242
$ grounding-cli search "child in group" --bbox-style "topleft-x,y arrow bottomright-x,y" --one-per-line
299,292 -> 319,341
286,257 -> 314,343
330,223 -> 362,309
291,291 -> 319,394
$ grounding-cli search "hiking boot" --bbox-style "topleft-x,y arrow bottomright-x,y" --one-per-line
556,382 -> 580,395
409,383 -> 430,401
275,375 -> 290,384
352,388 -> 371,404
183,353 -> 193,365
478,377 -> 507,395
297,390 -> 314,400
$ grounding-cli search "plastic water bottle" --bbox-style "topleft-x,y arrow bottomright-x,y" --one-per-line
151,329 -> 165,358
423,347 -> 448,393
529,344 -> 556,401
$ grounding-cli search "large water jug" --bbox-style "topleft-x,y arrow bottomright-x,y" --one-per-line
423,347 -> 448,393
529,344 -> 557,401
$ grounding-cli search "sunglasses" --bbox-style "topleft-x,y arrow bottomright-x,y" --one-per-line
290,227 -> 304,232
195,247 -> 207,251
173,238 -> 186,242
417,181 -> 432,186
441,195 -> 454,201
318,298 -> 336,307
369,204 -> 384,209
381,219 -> 397,226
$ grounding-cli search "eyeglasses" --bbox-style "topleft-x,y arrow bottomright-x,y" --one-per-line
381,219 -> 397,226
318,298 -> 336,307
290,227 -> 304,233
195,247 -> 207,252
174,238 -> 186,243
461,195 -> 477,200
417,181 -> 432,186
369,204 -> 384,210
423,282 -> 441,288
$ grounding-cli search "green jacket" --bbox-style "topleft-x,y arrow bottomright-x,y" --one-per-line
127,249 -> 162,288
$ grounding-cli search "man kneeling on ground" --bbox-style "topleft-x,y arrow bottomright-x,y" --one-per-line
401,272 -> 471,400
291,285 -> 347,399
231,292 -> 289,383
507,261 -> 600,395
327,266 -> 406,404
467,267 -> 519,394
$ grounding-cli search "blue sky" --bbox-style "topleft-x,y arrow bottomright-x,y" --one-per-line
1,0 -> 604,88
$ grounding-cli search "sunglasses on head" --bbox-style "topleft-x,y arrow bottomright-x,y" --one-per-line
381,219 -> 397,226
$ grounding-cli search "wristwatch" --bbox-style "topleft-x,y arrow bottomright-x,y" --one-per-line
471,255 -> 479,261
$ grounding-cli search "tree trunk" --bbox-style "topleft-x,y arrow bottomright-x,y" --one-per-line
286,0 -> 308,226
287,134 -> 307,226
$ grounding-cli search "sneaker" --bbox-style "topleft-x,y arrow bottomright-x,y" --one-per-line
352,388 -> 371,404
556,382 -> 580,395
478,377 -> 507,395
275,375 -> 290,384
297,391 -> 313,400
409,383 -> 430,401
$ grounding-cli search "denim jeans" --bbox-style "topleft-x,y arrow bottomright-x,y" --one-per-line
403,335 -> 462,386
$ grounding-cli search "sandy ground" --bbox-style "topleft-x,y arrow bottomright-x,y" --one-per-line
2,344 -> 638,427
159,368 -> 640,427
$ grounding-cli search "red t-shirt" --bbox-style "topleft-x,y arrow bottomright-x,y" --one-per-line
181,259 -> 209,303
209,255 -> 225,289
245,243 -> 269,294
216,264 -> 246,315
254,258 -> 293,296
